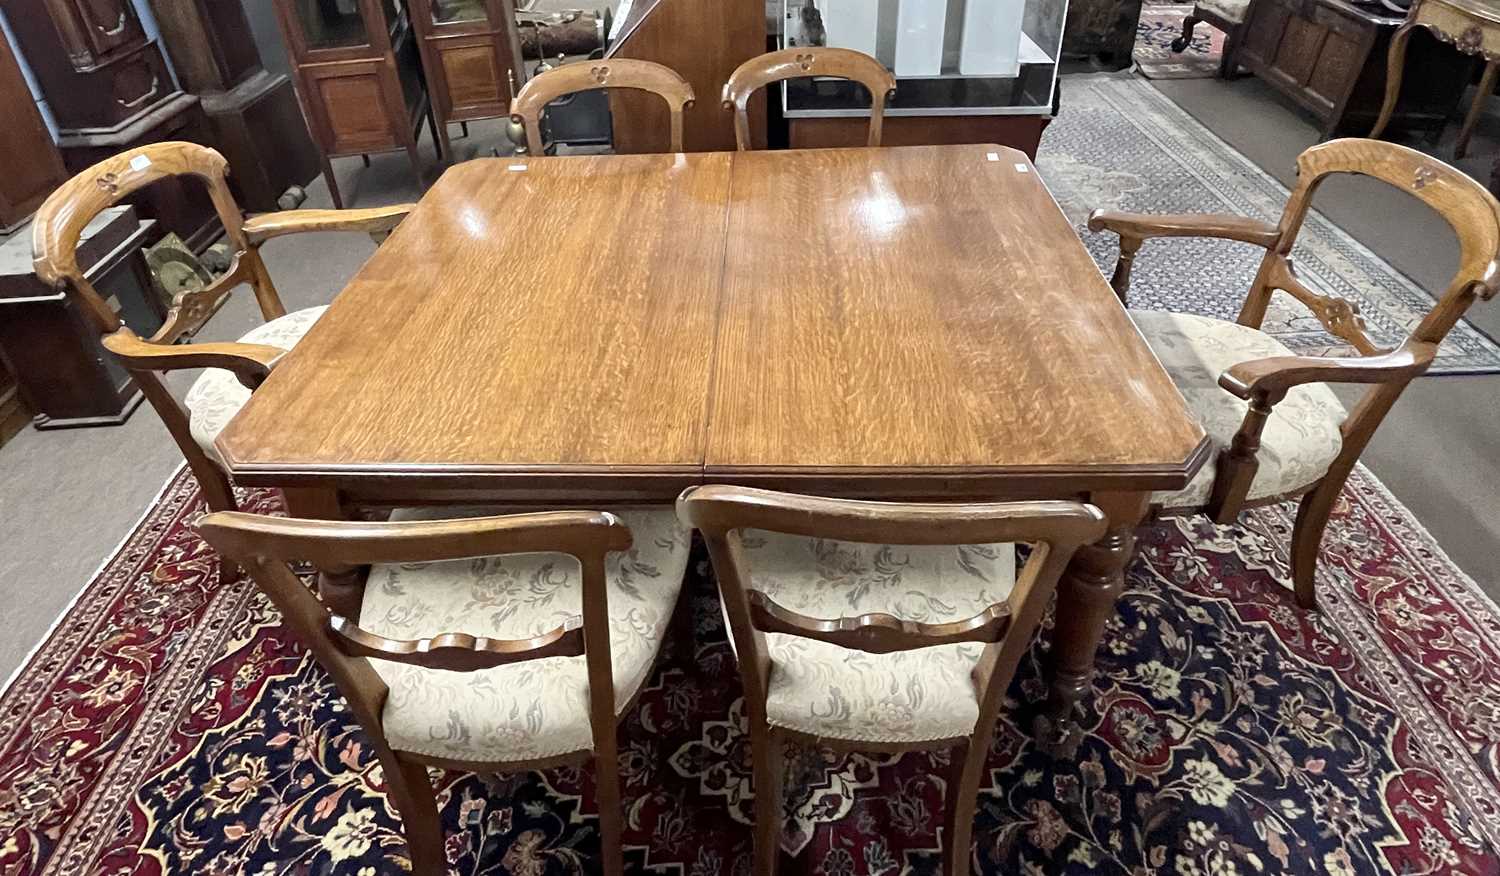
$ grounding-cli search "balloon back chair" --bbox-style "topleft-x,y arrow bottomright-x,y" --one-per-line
678,485 -> 1105,876
511,58 -> 694,154
722,47 -> 896,150
1089,137 -> 1500,608
198,505 -> 692,875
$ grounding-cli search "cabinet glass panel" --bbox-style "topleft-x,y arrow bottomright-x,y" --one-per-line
295,0 -> 370,48
430,0 -> 488,24
781,0 -> 1064,117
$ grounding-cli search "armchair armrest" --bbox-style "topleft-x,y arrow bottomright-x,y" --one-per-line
242,204 -> 415,246
1218,340 -> 1437,400
102,332 -> 287,390
1086,209 -> 1282,247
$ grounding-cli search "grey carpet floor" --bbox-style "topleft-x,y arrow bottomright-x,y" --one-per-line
2,84 -> 1498,683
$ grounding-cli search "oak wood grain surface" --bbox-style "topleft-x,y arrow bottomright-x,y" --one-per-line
217,152 -> 732,490
707,145 -> 1206,494
218,145 -> 1207,499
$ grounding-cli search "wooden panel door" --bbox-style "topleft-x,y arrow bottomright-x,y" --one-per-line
299,60 -> 407,155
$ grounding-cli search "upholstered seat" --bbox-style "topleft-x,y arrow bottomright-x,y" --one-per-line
184,305 -> 327,462
737,533 -> 1016,743
1130,310 -> 1346,509
358,506 -> 691,763
1198,0 -> 1250,23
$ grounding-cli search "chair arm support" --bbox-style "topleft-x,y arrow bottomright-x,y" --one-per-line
1086,209 -> 1283,247
1218,341 -> 1438,400
242,204 -> 415,246
102,332 -> 287,389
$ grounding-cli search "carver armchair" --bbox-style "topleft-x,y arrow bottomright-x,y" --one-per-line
32,142 -> 413,513
198,504 -> 692,876
678,485 -> 1105,876
1090,138 -> 1500,608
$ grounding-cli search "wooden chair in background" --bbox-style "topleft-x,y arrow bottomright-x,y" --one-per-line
1169,0 -> 1250,79
197,504 -> 693,876
511,58 -> 695,154
1090,137 -> 1500,608
31,142 -> 412,514
677,486 -> 1106,876
722,47 -> 897,150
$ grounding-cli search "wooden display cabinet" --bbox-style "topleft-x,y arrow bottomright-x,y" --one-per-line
406,0 -> 524,158
273,0 -> 439,207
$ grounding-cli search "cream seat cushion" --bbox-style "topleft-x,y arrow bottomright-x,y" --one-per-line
737,533 -> 1016,744
360,506 -> 691,763
1199,0 -> 1250,23
1131,310 -> 1346,509
184,305 -> 327,464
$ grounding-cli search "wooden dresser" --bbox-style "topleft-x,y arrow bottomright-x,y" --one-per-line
1238,0 -> 1471,136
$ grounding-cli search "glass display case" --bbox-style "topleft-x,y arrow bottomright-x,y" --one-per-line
274,0 -> 435,208
778,0 -> 1064,153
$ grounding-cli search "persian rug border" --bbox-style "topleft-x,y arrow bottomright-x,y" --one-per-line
1262,475 -> 1500,849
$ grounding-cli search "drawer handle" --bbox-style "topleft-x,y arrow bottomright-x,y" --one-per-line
116,73 -> 159,109
98,11 -> 128,37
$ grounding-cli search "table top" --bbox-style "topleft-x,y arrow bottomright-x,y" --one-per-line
218,145 -> 1207,499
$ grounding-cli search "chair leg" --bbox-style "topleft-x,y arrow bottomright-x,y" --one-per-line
1291,475 -> 1345,610
595,735 -> 625,876
753,723 -> 785,876
387,755 -> 446,875
942,739 -> 987,876
1170,15 -> 1201,53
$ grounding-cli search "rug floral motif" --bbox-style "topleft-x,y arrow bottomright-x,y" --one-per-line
1134,4 -> 1226,80
1,466 -> 1499,874
1038,74 -> 1500,375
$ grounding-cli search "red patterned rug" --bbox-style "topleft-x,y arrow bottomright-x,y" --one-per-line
2,466 -> 1500,874
1135,4 -> 1227,80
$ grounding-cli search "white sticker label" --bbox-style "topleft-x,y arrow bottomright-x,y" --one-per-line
986,152 -> 1000,161
1014,163 -> 1030,173
508,164 -> 527,172
129,155 -> 152,172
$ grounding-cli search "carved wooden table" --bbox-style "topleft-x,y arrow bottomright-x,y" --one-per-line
1372,0 -> 1500,189
216,145 -> 1209,742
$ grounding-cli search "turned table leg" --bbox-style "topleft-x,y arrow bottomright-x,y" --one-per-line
281,486 -> 365,621
1038,491 -> 1150,755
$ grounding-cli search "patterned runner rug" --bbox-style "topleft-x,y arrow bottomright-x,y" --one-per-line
1038,74 -> 1500,374
1134,4 -> 1226,80
1,466 -> 1498,874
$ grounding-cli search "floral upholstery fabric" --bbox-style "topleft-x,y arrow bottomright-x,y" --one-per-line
360,506 -> 691,763
737,532 -> 1017,743
1198,0 -> 1250,23
184,306 -> 328,464
1130,310 -> 1347,509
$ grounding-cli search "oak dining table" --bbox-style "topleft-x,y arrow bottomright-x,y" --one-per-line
216,143 -> 1210,743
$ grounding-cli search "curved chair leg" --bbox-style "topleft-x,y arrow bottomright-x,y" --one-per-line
594,739 -> 625,876
1371,21 -> 1416,139
387,755 -> 446,875
942,739 -> 987,876
753,723 -> 785,876
1291,474 -> 1346,610
1170,16 -> 1201,53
